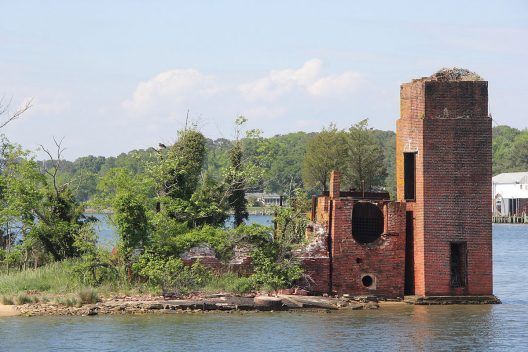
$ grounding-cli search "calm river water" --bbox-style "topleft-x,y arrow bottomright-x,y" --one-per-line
0,223 -> 527,351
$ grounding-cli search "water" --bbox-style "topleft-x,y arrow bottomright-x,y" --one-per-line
0,224 -> 526,351
92,213 -> 274,247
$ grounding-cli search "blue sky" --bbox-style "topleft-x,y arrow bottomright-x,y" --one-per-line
1,0 -> 527,159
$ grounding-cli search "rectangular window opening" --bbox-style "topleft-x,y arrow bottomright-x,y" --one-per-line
450,242 -> 468,288
404,152 -> 416,201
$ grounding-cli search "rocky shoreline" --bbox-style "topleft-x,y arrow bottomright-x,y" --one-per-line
12,294 -> 381,317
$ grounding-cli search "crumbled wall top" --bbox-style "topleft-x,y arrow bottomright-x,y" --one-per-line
414,68 -> 484,82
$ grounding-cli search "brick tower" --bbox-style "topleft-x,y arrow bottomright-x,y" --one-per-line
396,69 -> 493,296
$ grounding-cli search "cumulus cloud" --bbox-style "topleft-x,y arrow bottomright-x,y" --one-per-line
307,71 -> 362,97
239,59 -> 363,101
120,60 -> 367,133
122,69 -> 220,115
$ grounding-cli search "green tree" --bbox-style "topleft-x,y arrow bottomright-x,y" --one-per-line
159,129 -> 207,200
97,168 -> 153,269
302,124 -> 348,192
227,141 -> 248,227
226,116 -> 249,227
346,119 -> 386,190
511,131 -> 528,171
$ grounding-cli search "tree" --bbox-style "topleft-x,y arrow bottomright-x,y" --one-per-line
346,119 -> 386,190
511,131 -> 528,172
302,124 -> 348,191
96,168 -> 153,269
228,141 -> 248,227
0,137 -> 45,269
32,138 -> 95,261
159,129 -> 207,200
225,116 -> 264,227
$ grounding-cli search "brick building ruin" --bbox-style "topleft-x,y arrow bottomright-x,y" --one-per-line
299,68 -> 494,299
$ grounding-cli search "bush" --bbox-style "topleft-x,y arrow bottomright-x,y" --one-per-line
56,296 -> 79,307
250,249 -> 303,291
230,276 -> 255,293
203,272 -> 255,294
1,296 -> 14,305
169,226 -> 230,258
132,253 -> 213,295
15,294 -> 33,305
72,259 -> 119,286
78,288 -> 99,304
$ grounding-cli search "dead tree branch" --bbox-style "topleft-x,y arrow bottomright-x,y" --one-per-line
0,98 -> 32,130
39,137 -> 66,197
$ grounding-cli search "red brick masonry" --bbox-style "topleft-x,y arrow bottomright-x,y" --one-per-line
298,73 -> 493,298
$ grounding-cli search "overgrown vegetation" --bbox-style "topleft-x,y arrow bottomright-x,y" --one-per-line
2,109 -> 526,303
0,117 -> 307,301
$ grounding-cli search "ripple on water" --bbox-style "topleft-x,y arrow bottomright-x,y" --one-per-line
0,224 -> 527,352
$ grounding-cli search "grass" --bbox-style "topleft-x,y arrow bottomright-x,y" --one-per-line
15,294 -> 33,305
0,260 -> 81,296
203,272 -> 254,294
0,260 -> 142,296
78,288 -> 99,304
0,261 -> 254,305
1,296 -> 14,305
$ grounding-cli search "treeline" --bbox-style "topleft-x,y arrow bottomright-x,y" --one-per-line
53,124 -> 528,204
54,126 -> 396,202
492,125 -> 528,175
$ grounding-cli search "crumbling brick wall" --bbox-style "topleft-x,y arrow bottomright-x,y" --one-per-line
330,199 -> 406,297
303,171 -> 407,298
296,223 -> 330,294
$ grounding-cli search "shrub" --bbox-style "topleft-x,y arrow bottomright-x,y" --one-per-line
56,296 -> 79,307
133,253 -> 212,295
203,272 -> 255,294
15,294 -> 33,305
227,276 -> 255,294
1,296 -> 14,305
169,226 -> 230,258
250,249 -> 303,291
78,288 -> 99,304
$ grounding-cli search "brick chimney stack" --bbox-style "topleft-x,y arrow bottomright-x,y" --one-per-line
329,170 -> 340,198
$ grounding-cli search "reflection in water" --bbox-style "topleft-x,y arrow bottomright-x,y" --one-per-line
0,225 -> 526,351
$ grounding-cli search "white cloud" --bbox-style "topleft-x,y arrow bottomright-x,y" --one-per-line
239,59 -> 363,101
122,69 -> 220,114
119,60 -> 368,138
307,71 -> 362,97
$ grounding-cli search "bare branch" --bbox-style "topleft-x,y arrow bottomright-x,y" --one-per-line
0,98 -> 33,130
39,137 -> 66,197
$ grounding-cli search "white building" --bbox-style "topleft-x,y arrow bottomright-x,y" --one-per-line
492,172 -> 528,216
245,192 -> 283,206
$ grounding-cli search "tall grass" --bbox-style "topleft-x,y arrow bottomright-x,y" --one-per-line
0,260 -> 81,295
203,272 -> 254,294
0,260 -> 152,297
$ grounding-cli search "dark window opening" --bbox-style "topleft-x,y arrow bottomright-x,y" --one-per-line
450,242 -> 468,288
362,275 -> 373,287
352,202 -> 384,244
404,153 -> 416,201
356,258 -> 362,264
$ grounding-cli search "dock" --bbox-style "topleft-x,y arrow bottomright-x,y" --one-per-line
493,214 -> 528,224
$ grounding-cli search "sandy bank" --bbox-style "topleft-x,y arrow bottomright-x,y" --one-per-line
0,304 -> 20,317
